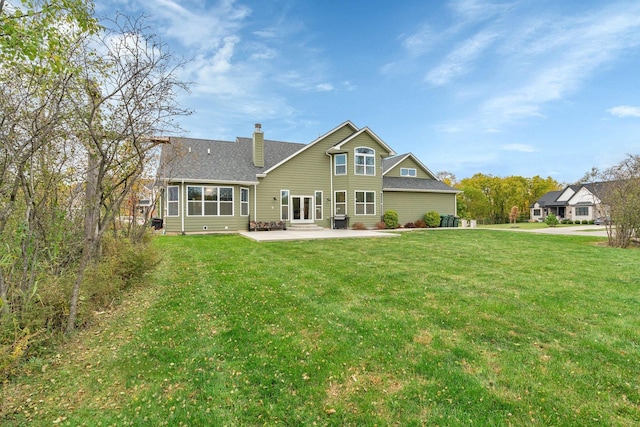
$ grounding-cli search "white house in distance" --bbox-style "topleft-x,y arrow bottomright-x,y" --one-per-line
530,183 -> 608,222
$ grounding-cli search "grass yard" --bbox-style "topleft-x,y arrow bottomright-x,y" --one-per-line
1,230 -> 639,426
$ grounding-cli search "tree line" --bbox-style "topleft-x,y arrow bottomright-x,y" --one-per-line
1,0 -> 189,369
442,173 -> 561,224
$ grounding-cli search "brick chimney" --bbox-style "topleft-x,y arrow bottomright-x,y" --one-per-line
252,123 -> 264,167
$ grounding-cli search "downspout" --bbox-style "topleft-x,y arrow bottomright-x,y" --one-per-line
253,184 -> 258,222
327,152 -> 334,227
181,179 -> 185,235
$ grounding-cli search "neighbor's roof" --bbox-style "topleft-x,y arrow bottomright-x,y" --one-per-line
158,137 -> 304,184
534,190 -> 563,207
383,177 -> 460,193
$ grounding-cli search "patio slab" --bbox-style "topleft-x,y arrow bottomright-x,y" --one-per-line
239,228 -> 401,242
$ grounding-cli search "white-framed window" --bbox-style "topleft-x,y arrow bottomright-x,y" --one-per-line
533,208 -> 541,216
240,187 -> 249,216
355,191 -> 375,215
576,206 -> 589,216
187,185 -> 234,216
335,153 -> 347,175
167,185 -> 179,216
355,147 -> 375,176
315,191 -> 323,220
335,191 -> 346,215
401,168 -> 417,177
281,190 -> 289,220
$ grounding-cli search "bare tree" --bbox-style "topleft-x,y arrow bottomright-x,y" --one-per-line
584,154 -> 640,248
65,14 -> 190,332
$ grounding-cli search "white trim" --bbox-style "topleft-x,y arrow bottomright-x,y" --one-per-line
327,127 -> 396,156
315,190 -> 323,220
354,190 -> 376,216
354,147 -> 376,176
400,167 -> 417,177
291,195 -> 314,224
334,190 -> 347,216
334,153 -> 347,175
186,185 -> 234,217
280,189 -> 290,221
382,188 -> 461,194
240,187 -> 249,217
169,178 -> 258,186
166,185 -> 180,217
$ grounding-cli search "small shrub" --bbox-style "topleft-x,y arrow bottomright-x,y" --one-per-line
352,222 -> 367,230
383,210 -> 399,229
423,211 -> 441,228
582,220 -> 589,224
404,222 -> 416,228
545,213 -> 559,227
414,219 -> 426,228
589,220 -> 594,224
375,221 -> 387,230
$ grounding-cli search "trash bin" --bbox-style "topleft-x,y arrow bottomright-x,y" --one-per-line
453,217 -> 459,227
439,215 -> 446,227
151,218 -> 163,230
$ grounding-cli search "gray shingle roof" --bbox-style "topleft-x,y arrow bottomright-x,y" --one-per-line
158,137 -> 305,183
383,176 -> 459,193
535,190 -> 562,207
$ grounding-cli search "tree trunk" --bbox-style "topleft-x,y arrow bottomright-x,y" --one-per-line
66,148 -> 101,333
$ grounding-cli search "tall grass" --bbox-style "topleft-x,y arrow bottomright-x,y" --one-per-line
1,230 -> 638,426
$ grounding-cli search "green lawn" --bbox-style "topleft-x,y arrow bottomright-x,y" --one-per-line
2,231 -> 639,426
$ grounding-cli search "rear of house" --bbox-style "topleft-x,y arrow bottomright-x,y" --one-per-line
157,121 -> 459,233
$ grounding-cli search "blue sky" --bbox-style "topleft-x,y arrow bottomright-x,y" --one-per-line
95,0 -> 640,184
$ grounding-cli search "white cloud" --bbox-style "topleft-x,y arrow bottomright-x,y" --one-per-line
425,30 -> 498,86
608,105 -> 640,118
314,83 -> 334,92
502,144 -> 536,153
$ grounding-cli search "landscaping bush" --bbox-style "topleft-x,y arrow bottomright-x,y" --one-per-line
383,210 -> 399,229
404,222 -> 416,228
423,211 -> 441,228
545,213 -> 559,227
582,220 -> 589,224
414,219 -> 427,228
352,222 -> 367,230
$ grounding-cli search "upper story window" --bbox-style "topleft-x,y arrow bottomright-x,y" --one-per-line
355,147 -> 375,176
401,168 -> 417,177
335,154 -> 346,175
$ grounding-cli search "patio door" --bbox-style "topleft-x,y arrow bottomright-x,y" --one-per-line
292,196 -> 313,223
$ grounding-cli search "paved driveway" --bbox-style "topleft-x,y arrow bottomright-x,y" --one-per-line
485,225 -> 608,237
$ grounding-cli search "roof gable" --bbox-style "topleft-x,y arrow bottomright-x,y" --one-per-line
327,127 -> 395,157
383,153 -> 437,179
259,120 -> 359,176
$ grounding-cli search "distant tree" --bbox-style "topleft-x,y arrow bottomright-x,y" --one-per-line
436,171 -> 457,187
509,206 -> 519,225
457,174 -> 560,224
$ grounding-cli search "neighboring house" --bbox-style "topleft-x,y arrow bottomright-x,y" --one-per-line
530,182 -> 608,222
156,121 -> 460,233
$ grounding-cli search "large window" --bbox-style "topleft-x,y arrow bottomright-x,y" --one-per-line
355,147 -> 375,176
240,188 -> 249,216
533,208 -> 541,216
315,191 -> 323,220
281,190 -> 289,220
335,154 -> 346,175
401,168 -> 417,177
187,186 -> 233,216
167,186 -> 179,216
355,191 -> 375,215
576,206 -> 589,216
335,191 -> 346,215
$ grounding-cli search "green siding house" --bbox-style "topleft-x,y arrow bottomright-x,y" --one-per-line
157,121 -> 459,233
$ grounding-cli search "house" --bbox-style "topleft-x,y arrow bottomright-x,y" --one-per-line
156,121 -> 459,233
530,182 -> 608,222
